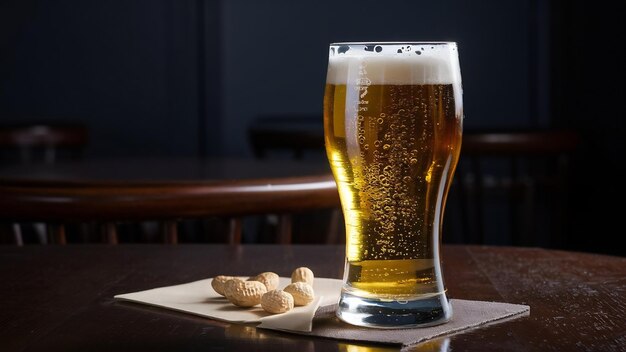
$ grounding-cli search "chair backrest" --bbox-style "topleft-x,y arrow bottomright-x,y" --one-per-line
0,123 -> 88,164
0,123 -> 89,245
0,174 -> 340,245
448,129 -> 579,247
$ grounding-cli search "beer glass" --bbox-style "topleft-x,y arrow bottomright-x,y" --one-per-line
324,42 -> 462,328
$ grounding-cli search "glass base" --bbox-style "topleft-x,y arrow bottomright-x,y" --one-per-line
336,290 -> 452,329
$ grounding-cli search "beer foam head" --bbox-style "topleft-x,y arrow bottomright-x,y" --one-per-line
326,42 -> 462,87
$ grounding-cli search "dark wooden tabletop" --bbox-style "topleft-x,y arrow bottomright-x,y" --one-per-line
1,244 -> 624,351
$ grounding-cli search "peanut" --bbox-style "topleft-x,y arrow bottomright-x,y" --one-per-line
248,272 -> 279,291
225,280 -> 267,307
223,278 -> 246,298
211,275 -> 236,296
291,267 -> 314,286
283,282 -> 315,306
261,290 -> 294,314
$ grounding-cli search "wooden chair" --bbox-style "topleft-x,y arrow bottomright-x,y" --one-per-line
450,129 -> 580,247
0,123 -> 88,245
0,174 -> 340,245
0,123 -> 88,164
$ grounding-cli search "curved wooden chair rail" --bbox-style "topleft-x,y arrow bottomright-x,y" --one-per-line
461,130 -> 580,155
0,174 -> 340,245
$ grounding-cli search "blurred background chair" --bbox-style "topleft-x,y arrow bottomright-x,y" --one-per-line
0,123 -> 88,165
247,114 -> 344,244
448,129 -> 580,248
0,122 -> 89,245
0,173 -> 340,245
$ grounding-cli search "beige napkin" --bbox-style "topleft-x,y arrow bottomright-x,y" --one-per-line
114,277 -> 529,345
114,277 -> 343,332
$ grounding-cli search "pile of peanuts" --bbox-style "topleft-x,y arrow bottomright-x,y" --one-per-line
211,267 -> 315,314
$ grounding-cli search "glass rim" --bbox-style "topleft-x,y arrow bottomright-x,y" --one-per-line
329,41 -> 456,46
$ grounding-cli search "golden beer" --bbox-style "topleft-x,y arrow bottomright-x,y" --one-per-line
324,42 -> 462,328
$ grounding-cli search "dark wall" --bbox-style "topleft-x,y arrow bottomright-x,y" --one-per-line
221,0 -> 546,155
0,0 -> 220,157
550,0 -> 626,256
1,0 -> 546,157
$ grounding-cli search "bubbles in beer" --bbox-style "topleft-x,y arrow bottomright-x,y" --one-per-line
328,82 -> 460,263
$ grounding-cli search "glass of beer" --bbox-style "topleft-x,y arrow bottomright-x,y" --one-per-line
324,42 -> 463,328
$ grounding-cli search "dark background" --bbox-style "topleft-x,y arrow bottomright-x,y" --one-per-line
1,0 -> 624,255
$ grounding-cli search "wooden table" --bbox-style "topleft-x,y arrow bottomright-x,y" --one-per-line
1,245 -> 624,351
